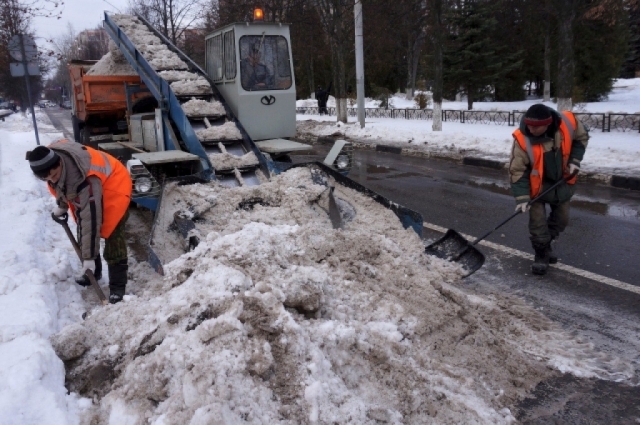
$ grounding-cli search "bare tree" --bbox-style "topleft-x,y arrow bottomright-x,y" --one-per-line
131,0 -> 206,45
0,0 -> 61,107
397,0 -> 428,99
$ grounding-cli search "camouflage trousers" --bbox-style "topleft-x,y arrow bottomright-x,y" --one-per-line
528,201 -> 570,249
103,211 -> 129,265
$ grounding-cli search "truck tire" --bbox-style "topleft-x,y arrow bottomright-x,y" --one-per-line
131,96 -> 158,114
72,114 -> 83,144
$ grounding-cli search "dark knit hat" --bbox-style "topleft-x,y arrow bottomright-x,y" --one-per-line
27,146 -> 60,173
524,104 -> 552,126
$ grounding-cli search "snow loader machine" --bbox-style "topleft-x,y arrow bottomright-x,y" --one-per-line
100,11 -> 484,277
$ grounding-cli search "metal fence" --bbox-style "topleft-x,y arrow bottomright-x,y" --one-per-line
296,107 -> 640,133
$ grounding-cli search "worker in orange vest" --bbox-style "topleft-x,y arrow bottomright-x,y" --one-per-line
27,140 -> 132,303
509,104 -> 589,275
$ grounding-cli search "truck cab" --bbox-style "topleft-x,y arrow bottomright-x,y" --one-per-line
205,20 -> 308,159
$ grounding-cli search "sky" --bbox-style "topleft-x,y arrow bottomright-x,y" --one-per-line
31,0 -> 130,50
0,80 -> 638,423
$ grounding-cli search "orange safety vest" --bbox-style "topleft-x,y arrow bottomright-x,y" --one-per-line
48,142 -> 132,238
512,111 -> 578,198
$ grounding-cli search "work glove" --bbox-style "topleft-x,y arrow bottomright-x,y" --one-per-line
568,163 -> 579,175
515,203 -> 530,213
82,260 -> 96,275
52,206 -> 67,217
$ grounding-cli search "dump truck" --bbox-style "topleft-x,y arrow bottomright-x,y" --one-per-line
98,12 -> 484,276
68,59 -> 151,149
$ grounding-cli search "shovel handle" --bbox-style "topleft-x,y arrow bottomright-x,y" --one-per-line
51,213 -> 109,305
470,171 -> 578,246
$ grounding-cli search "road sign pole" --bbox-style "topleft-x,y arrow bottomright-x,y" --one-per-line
19,35 -> 40,145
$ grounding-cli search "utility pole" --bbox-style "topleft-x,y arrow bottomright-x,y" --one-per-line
354,0 -> 365,128
19,35 -> 40,145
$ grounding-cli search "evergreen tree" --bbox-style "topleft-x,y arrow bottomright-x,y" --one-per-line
567,0 -> 629,102
443,0 -> 522,109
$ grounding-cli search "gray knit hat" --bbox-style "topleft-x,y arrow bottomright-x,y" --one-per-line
27,146 -> 60,173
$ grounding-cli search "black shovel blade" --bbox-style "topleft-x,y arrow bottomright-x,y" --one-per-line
425,229 -> 485,277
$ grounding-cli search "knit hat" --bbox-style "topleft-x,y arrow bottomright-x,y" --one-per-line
27,146 -> 60,173
524,104 -> 552,126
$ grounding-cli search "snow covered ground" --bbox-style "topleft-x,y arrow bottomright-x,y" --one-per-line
0,79 -> 638,424
297,78 -> 640,178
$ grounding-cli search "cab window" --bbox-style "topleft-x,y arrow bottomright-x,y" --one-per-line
239,35 -> 292,91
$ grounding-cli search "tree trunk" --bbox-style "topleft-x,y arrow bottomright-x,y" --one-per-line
406,32 -> 425,99
556,0 -> 575,110
315,0 -> 351,123
432,102 -> 442,131
543,28 -> 551,102
431,0 -> 443,131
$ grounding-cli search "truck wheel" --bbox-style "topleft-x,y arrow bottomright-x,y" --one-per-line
131,96 -> 158,114
72,114 -> 83,143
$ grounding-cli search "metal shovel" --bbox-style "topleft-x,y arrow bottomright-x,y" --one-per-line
51,213 -> 108,305
425,172 -> 578,277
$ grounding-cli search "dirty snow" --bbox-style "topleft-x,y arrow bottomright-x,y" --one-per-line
209,150 -> 259,171
110,14 -> 188,71
196,121 -> 242,141
171,78 -> 213,96
52,167 -> 632,424
0,102 -> 637,424
181,98 -> 226,118
86,51 -> 138,76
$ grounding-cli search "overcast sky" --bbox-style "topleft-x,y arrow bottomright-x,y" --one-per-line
32,0 -> 130,50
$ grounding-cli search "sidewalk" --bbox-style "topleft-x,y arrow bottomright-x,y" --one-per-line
303,134 -> 640,191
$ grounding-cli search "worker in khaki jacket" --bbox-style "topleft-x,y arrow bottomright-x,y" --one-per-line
509,104 -> 589,275
27,140 -> 132,303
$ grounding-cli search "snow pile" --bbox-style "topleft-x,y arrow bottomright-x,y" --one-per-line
48,166 -> 632,424
181,98 -> 226,118
158,70 -> 202,82
196,121 -> 242,141
86,52 -> 138,76
110,14 -> 188,71
171,78 -> 213,96
209,151 -> 259,171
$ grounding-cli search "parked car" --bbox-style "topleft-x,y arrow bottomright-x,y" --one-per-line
61,100 -> 72,109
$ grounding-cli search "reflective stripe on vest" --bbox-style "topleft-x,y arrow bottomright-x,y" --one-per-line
89,151 -> 113,178
513,111 -> 577,197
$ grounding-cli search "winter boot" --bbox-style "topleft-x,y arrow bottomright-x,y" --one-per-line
548,239 -> 558,264
75,254 -> 102,287
108,259 -> 128,304
531,245 -> 550,275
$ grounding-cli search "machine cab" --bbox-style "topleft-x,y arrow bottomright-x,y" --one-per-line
205,21 -> 296,144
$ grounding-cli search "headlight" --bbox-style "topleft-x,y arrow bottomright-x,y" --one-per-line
336,154 -> 350,169
135,176 -> 152,193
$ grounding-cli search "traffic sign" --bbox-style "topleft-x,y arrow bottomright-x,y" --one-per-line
8,34 -> 38,62
10,62 -> 40,77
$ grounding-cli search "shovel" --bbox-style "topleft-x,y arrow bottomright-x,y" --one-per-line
425,172 -> 578,277
51,212 -> 109,305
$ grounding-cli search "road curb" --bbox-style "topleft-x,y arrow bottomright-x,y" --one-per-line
311,136 -> 639,192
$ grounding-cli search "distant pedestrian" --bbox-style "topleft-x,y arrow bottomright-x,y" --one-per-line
27,140 -> 132,303
509,104 -> 589,275
315,82 -> 332,115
